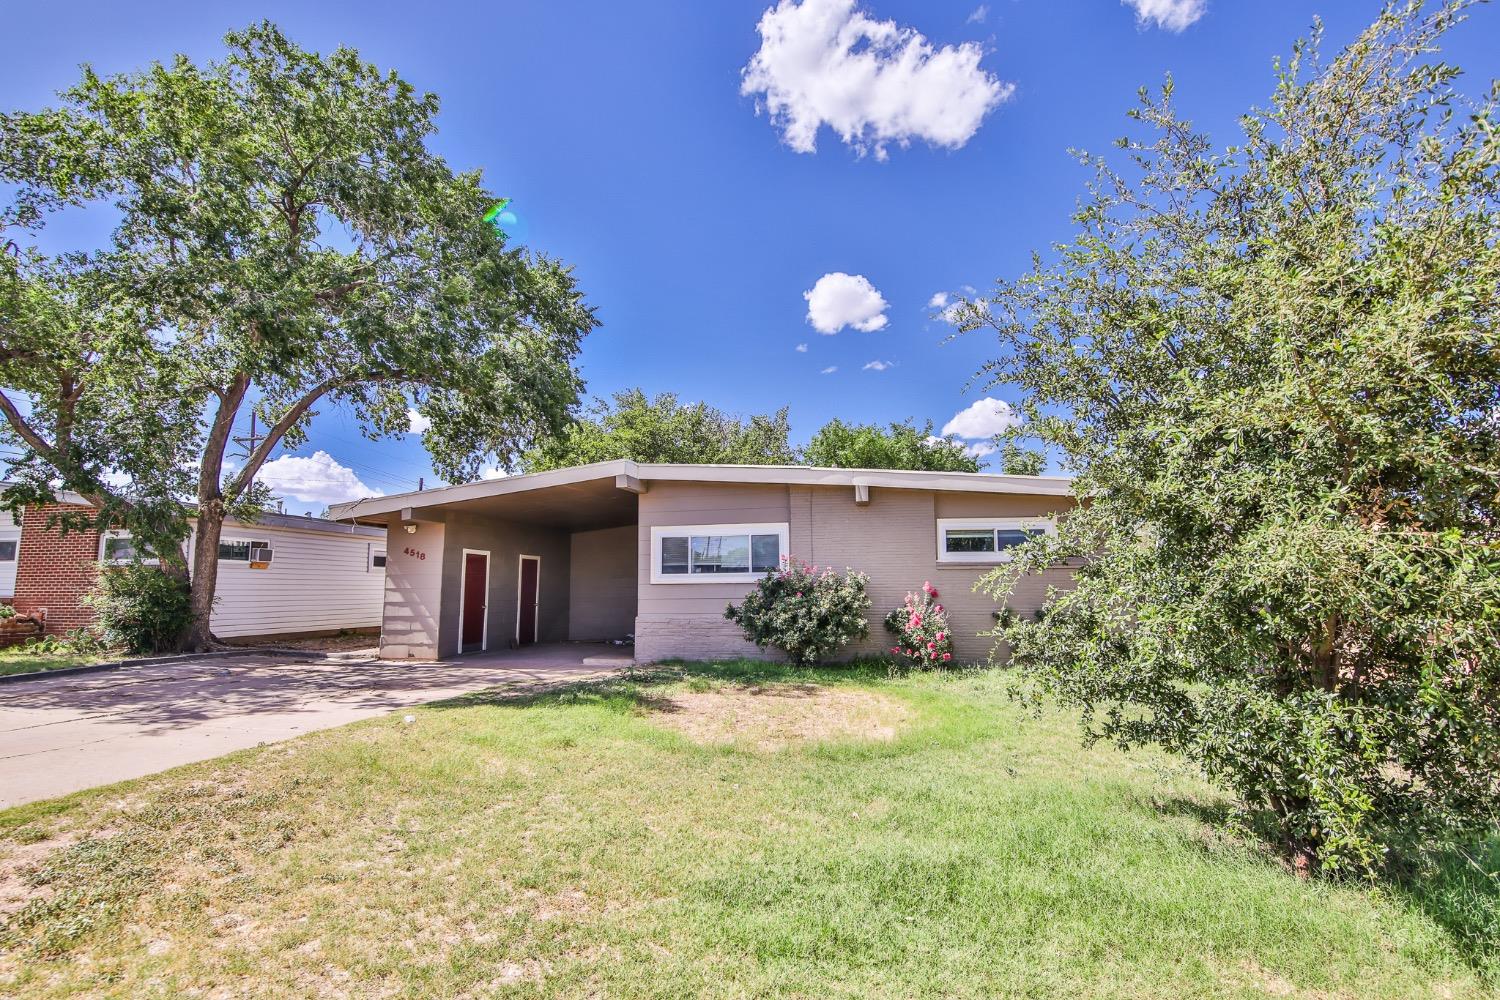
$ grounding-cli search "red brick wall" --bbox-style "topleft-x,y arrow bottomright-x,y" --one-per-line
12,503 -> 102,636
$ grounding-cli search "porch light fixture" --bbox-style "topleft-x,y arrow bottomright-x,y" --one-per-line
404,524 -> 417,534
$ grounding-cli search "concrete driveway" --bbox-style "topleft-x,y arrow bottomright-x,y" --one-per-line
0,644 -> 629,808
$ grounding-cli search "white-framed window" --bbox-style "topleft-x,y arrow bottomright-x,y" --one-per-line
100,531 -> 158,565
218,538 -> 270,563
0,538 -> 15,563
369,545 -> 387,571
649,522 -> 788,584
936,517 -> 1055,563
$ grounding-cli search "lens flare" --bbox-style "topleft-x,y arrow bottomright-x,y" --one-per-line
484,198 -> 528,243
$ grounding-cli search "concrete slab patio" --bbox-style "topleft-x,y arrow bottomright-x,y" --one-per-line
0,644 -> 630,809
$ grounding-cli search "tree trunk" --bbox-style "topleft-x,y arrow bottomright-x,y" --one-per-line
185,499 -> 225,651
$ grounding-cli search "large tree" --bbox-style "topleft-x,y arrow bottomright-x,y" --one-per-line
0,23 -> 595,649
968,1 -> 1499,873
521,388 -> 797,471
802,418 -> 979,472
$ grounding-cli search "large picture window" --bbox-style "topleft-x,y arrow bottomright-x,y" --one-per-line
650,522 -> 789,584
935,518 -> 1054,563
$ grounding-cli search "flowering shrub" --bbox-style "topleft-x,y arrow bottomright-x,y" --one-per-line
883,581 -> 954,668
725,556 -> 871,666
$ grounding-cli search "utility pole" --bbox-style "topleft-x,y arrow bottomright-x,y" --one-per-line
230,412 -> 265,464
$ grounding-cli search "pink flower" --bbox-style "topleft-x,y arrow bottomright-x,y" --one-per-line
903,649 -> 912,656
935,605 -> 943,614
936,632 -> 945,642
930,651 -> 939,661
942,652 -> 952,662
797,592 -> 803,597
890,647 -> 900,654
926,641 -> 935,650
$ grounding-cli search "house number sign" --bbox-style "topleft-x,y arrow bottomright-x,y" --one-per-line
402,546 -> 428,561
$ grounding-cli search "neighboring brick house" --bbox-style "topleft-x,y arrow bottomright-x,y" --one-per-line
2,489 -> 389,643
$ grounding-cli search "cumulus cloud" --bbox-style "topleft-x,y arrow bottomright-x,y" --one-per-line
795,343 -> 809,352
1123,0 -> 1206,32
927,291 -> 949,308
477,464 -> 508,481
967,5 -> 989,24
820,365 -> 838,374
258,450 -> 381,505
805,272 -> 889,334
741,0 -> 1014,159
964,441 -> 998,459
406,408 -> 432,435
941,398 -> 1020,439
862,359 -> 894,371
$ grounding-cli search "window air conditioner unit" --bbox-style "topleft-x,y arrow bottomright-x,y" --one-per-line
249,545 -> 274,567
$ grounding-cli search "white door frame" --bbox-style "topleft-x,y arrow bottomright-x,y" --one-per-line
458,548 -> 491,652
515,553 -> 541,645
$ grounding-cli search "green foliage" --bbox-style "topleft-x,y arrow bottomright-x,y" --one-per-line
0,22 -> 595,645
970,1 -> 1500,874
523,388 -> 796,472
725,557 -> 871,666
997,441 -> 1046,477
0,604 -> 14,620
82,565 -> 193,654
803,418 -> 979,472
883,581 -> 956,667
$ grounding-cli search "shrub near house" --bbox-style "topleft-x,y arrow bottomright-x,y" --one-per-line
725,556 -> 870,666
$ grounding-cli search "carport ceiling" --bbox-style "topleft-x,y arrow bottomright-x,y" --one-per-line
404,476 -> 637,532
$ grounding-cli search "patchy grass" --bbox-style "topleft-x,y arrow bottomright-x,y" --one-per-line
0,645 -> 114,678
0,660 -> 1494,998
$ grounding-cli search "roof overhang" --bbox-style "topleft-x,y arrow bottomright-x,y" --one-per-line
327,460 -> 1074,528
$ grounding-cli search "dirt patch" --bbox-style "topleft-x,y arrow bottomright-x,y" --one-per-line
649,684 -> 911,751
232,630 -> 379,654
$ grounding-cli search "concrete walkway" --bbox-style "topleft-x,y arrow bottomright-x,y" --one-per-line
0,644 -> 629,808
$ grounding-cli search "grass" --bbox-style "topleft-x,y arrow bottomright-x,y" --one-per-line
0,659 -> 1494,998
0,643 -> 114,678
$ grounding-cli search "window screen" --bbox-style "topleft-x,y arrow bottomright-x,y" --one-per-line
0,540 -> 15,561
659,531 -> 781,576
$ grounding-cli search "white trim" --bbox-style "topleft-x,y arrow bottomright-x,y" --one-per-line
216,536 -> 272,564
515,554 -> 541,644
367,543 -> 387,572
649,521 -> 789,585
99,529 -> 161,566
327,460 -> 1073,521
936,517 -> 1055,564
458,548 -> 491,652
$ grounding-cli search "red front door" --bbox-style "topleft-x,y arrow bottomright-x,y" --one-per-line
518,557 -> 539,646
461,552 -> 487,650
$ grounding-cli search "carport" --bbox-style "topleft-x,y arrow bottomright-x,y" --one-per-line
334,463 -> 644,660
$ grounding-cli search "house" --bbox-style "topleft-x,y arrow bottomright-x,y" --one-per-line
327,461 -> 1076,663
1,490 -> 387,642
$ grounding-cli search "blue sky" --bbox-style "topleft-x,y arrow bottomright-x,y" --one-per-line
5,0 -> 1497,511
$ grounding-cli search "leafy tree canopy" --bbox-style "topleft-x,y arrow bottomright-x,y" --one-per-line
971,0 -> 1500,874
521,388 -> 797,471
802,418 -> 979,472
0,23 -> 595,647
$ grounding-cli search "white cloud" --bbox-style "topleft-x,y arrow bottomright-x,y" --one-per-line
477,464 -> 508,481
964,441 -> 998,459
967,5 -> 988,24
258,450 -> 381,505
407,408 -> 431,435
862,359 -> 894,371
927,291 -> 949,308
741,0 -> 1014,160
941,398 -> 1020,439
1123,0 -> 1206,32
804,272 -> 889,334
820,365 -> 838,374
795,343 -> 809,352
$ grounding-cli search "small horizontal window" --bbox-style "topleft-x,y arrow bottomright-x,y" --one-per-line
219,539 -> 269,562
372,552 -> 387,568
937,518 -> 1054,563
0,539 -> 15,562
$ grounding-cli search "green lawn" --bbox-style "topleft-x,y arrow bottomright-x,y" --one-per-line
0,661 -> 1493,998
0,645 -> 113,678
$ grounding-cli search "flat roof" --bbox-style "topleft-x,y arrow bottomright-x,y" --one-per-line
327,460 -> 1074,524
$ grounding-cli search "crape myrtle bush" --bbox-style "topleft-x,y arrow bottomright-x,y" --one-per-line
83,564 -> 193,654
725,556 -> 870,666
883,581 -> 955,668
